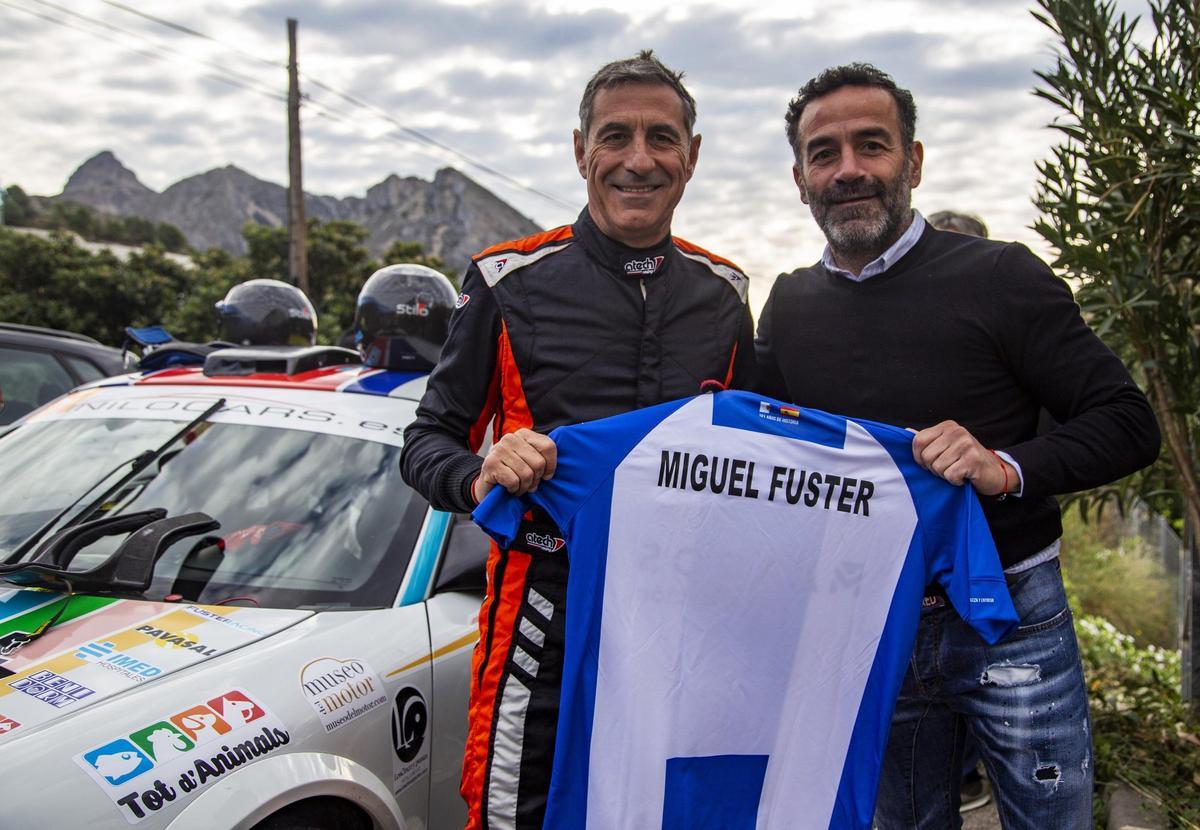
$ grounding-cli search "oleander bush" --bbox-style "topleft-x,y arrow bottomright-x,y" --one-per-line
1064,513 -> 1200,826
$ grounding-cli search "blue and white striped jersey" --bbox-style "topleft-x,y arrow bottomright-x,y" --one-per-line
475,391 -> 1018,829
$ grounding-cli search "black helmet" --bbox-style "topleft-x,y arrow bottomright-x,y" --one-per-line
215,279 -> 317,347
355,264 -> 457,370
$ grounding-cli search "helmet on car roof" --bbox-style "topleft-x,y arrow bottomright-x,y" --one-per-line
355,264 -> 457,371
215,279 -> 317,347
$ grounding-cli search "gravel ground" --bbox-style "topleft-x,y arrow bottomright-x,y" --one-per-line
961,800 -> 1002,829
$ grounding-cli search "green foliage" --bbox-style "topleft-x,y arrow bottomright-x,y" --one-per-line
0,225 -> 226,345
244,219 -> 377,344
0,218 -> 449,349
1077,615 -> 1200,826
1062,510 -> 1200,825
1060,511 -> 1176,647
1,186 -> 191,253
1032,0 -> 1200,532
2,185 -> 31,226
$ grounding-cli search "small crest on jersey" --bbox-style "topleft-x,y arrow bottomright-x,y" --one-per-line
524,532 -> 565,554
624,255 -> 664,276
758,401 -> 800,424
491,258 -> 508,274
455,292 -> 470,309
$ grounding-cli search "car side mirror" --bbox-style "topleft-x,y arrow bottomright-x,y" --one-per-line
432,513 -> 488,596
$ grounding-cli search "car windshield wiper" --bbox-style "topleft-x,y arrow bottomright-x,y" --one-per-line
5,398 -> 226,564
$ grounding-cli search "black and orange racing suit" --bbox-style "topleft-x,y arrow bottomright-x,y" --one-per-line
400,208 -> 754,830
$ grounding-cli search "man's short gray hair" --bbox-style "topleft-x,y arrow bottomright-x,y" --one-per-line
578,49 -> 697,139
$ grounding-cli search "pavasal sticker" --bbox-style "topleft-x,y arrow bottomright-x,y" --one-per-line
391,686 -> 430,796
299,657 -> 387,733
74,689 -> 289,825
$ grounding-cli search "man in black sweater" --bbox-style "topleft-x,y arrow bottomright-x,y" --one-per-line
755,63 -> 1160,828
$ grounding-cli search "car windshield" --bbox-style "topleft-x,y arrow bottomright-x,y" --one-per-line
0,409 -> 426,609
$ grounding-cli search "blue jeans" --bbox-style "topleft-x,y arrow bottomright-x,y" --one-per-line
874,559 -> 1093,829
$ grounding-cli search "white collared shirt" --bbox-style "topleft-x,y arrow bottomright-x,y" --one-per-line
821,210 -> 927,281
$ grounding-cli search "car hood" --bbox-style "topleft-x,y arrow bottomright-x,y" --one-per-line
0,588 -> 311,743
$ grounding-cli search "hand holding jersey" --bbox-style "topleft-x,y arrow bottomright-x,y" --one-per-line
473,429 -> 558,503
912,419 -> 1018,496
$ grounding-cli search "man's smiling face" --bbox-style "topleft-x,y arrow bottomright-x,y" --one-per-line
794,84 -> 923,259
574,83 -> 700,249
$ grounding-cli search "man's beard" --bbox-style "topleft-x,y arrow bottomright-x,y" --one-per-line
810,163 -> 913,257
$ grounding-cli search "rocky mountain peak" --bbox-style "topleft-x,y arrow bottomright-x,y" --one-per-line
48,154 -> 543,274
61,151 -> 156,215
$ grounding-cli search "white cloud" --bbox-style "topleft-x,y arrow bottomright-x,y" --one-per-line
0,0 -> 1091,307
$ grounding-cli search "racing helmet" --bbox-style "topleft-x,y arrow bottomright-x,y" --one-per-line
354,264 -> 457,370
215,279 -> 317,347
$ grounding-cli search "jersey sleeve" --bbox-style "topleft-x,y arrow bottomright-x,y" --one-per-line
400,263 -> 501,513
860,420 -> 1019,644
473,397 -> 695,548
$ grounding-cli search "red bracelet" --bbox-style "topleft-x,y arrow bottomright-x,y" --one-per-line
989,449 -> 1009,499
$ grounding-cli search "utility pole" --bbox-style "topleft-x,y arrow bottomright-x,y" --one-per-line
286,18 -> 309,296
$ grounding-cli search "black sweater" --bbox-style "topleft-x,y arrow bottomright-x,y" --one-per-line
755,224 -> 1160,568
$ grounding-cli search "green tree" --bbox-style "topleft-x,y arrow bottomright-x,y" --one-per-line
2,185 -> 31,227
1032,0 -> 1200,537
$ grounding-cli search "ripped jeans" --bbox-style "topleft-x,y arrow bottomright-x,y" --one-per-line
874,558 -> 1093,829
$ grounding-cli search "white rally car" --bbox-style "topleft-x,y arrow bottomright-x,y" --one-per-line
0,345 -> 487,829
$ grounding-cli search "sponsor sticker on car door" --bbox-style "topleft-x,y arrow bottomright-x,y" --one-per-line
74,689 -> 290,825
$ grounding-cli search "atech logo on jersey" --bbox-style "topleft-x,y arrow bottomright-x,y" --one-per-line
524,532 -> 566,553
624,256 -> 664,276
455,292 -> 471,309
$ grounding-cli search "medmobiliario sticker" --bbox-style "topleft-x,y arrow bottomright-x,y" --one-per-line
74,689 -> 289,825
299,657 -> 387,733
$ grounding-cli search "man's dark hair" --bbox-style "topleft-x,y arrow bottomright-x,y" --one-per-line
784,63 -> 917,162
928,210 -> 989,238
578,49 -> 697,139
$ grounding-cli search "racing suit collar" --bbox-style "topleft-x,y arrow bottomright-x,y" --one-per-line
574,208 -> 673,279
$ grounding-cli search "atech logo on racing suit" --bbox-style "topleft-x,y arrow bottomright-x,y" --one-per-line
523,532 -> 565,554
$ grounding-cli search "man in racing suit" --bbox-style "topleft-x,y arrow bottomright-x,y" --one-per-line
400,50 -> 754,830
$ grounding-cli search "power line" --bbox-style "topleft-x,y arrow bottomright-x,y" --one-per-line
2,0 -> 286,101
0,0 -> 483,176
96,1 -> 576,211
21,0 -> 287,101
100,0 -> 281,69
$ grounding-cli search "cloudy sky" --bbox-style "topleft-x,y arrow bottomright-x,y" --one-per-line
0,0 -> 1145,313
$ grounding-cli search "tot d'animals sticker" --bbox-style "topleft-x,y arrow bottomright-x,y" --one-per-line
74,690 -> 289,825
